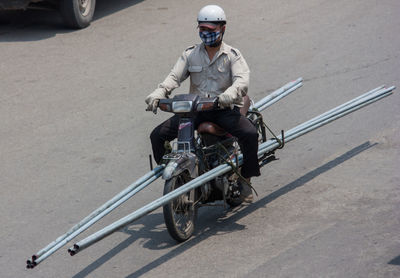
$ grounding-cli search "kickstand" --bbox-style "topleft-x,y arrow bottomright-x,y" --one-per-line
149,154 -> 153,171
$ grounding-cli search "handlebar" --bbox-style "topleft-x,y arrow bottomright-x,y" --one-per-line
157,94 -> 220,114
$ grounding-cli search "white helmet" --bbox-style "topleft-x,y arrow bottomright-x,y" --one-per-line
197,5 -> 226,23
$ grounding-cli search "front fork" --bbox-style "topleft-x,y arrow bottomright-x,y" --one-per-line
162,116 -> 199,180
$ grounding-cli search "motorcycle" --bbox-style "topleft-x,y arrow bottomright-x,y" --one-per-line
158,94 -> 283,242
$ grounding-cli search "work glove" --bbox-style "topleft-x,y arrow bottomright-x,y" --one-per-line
145,88 -> 167,114
218,90 -> 239,109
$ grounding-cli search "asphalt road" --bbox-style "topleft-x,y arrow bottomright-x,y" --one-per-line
1,0 -> 399,277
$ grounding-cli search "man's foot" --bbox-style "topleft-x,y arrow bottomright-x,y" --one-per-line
239,178 -> 253,203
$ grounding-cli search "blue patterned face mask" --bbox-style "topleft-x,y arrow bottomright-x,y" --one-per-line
199,31 -> 221,46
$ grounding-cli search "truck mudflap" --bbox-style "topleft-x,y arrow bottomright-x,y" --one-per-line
0,0 -> 32,10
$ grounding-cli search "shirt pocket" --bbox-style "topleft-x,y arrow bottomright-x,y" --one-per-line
212,58 -> 231,89
216,56 -> 230,73
217,61 -> 229,73
188,65 -> 203,86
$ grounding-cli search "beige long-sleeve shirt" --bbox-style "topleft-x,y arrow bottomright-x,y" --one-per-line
156,42 -> 250,107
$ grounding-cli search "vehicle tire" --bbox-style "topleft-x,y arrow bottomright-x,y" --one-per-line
163,173 -> 197,242
60,0 -> 96,29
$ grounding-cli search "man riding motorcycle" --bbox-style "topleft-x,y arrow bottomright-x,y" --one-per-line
145,5 -> 260,203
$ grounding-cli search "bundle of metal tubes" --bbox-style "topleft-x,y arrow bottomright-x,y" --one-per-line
252,77 -> 303,111
26,78 -> 304,269
26,166 -> 165,268
66,84 -> 395,257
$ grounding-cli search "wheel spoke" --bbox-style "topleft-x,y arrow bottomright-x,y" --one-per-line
173,204 -> 192,232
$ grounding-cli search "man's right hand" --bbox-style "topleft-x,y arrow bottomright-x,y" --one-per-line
146,99 -> 160,114
145,88 -> 167,114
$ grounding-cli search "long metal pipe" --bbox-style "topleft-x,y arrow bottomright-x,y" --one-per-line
68,85 -> 395,256
250,85 -> 390,170
256,87 -> 391,155
68,164 -> 229,255
257,82 -> 303,111
253,78 -> 303,110
28,170 -> 164,268
27,165 -> 164,268
258,86 -> 395,154
284,87 -> 395,141
288,85 -> 385,133
26,78 -> 304,268
284,87 -> 395,142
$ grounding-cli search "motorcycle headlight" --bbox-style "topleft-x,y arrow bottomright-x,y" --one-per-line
172,101 -> 193,113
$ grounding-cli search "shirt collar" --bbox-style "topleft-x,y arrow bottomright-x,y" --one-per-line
200,41 -> 228,53
219,42 -> 229,55
200,41 -> 228,63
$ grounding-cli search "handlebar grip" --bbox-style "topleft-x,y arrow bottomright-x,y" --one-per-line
145,99 -> 160,114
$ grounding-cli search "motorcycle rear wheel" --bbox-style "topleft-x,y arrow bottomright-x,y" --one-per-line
163,173 -> 197,242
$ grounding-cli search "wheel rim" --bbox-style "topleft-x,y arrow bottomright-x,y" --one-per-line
79,0 -> 92,17
172,176 -> 194,235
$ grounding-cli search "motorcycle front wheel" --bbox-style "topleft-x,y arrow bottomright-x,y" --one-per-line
163,173 -> 197,242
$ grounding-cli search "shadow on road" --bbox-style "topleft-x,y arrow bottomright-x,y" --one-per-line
0,0 -> 144,42
72,141 -> 376,278
389,255 -> 400,266
71,213 -> 172,278
93,0 -> 144,20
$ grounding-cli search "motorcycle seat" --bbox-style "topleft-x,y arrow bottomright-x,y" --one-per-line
197,95 -> 251,136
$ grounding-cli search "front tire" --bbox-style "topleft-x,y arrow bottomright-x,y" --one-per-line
60,0 -> 96,29
163,173 -> 197,242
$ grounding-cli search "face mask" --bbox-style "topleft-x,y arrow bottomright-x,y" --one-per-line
199,31 -> 221,46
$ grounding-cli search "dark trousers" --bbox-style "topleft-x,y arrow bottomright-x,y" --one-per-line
150,107 -> 261,178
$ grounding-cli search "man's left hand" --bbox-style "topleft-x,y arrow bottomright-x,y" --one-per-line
218,91 -> 237,108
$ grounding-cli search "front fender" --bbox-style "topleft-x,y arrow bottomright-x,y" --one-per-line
162,153 -> 198,180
